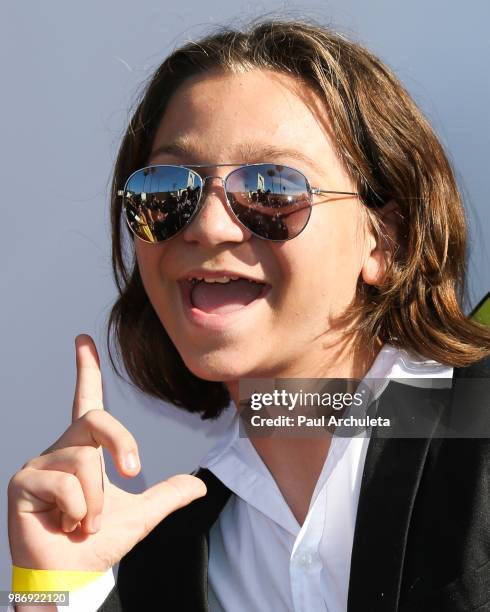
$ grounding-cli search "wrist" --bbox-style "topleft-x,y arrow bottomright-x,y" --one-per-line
12,565 -> 105,593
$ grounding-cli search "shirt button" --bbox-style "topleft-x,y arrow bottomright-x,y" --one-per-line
296,550 -> 314,569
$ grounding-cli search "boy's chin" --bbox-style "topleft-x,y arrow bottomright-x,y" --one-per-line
184,356 -> 259,383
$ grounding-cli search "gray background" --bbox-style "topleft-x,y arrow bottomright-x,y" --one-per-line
2,0 -> 489,599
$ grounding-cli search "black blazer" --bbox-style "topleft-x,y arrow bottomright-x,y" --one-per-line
98,358 -> 490,612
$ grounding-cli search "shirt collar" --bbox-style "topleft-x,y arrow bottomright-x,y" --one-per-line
198,343 -> 453,532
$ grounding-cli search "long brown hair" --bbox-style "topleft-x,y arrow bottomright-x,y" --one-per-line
106,17 -> 490,419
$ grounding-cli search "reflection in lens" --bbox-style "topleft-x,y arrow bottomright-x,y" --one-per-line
123,166 -> 201,242
226,164 -> 311,240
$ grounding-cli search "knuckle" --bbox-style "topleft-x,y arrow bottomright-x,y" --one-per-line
56,472 -> 79,497
71,505 -> 87,521
80,408 -> 106,426
7,471 -> 24,498
165,479 -> 185,507
20,456 -> 38,469
74,445 -> 100,465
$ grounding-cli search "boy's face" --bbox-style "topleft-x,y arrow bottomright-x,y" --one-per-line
135,68 -> 383,385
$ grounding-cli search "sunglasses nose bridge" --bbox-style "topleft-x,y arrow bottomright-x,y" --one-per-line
197,175 -> 230,205
200,175 -> 226,187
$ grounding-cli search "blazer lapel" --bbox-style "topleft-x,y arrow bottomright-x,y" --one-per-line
347,381 -> 446,612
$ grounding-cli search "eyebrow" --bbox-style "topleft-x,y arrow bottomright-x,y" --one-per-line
148,139 -> 325,177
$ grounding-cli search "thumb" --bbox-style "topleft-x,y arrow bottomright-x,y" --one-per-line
139,474 -> 207,535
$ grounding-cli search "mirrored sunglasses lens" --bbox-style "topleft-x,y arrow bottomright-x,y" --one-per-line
226,164 -> 311,240
123,166 -> 201,242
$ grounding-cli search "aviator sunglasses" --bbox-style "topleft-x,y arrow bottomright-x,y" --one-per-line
117,163 -> 360,242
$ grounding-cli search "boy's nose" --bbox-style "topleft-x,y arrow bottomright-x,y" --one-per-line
182,177 -> 251,247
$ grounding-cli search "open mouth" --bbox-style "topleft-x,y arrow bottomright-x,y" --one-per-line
179,275 -> 271,316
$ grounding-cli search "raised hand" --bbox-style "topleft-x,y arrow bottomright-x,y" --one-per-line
8,334 -> 206,572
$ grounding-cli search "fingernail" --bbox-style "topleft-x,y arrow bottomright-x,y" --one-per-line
91,514 -> 101,532
124,451 -> 139,470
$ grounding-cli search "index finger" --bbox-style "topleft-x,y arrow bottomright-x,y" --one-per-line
72,334 -> 104,423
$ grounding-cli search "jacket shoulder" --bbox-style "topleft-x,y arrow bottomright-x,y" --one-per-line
453,354 -> 490,378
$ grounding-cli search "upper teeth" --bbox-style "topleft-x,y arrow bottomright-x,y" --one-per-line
187,276 -> 241,284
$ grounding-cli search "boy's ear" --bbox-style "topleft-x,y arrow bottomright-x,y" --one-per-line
361,200 -> 402,287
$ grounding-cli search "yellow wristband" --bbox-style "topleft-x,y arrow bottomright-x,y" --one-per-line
12,565 -> 105,592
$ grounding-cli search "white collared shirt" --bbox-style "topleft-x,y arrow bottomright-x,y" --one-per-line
25,344 -> 452,612
201,344 -> 453,612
